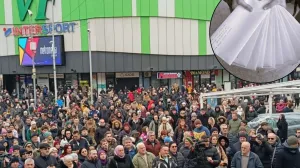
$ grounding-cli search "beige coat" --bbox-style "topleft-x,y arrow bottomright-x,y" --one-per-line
132,152 -> 156,168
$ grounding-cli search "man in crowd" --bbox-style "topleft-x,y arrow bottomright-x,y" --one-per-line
132,143 -> 155,168
34,143 -> 60,168
81,149 -> 102,168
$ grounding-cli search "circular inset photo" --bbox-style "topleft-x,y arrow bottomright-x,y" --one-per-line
210,0 -> 300,83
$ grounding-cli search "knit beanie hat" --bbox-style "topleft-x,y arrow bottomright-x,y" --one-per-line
287,136 -> 298,147
211,127 -> 219,133
185,137 -> 194,145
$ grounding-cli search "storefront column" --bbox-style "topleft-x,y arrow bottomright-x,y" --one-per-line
0,75 -> 3,90
97,73 -> 106,93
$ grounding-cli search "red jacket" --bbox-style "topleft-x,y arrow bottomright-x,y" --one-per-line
144,139 -> 161,156
128,92 -> 135,102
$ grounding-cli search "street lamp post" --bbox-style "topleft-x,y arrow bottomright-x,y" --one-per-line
28,10 -> 37,107
51,0 -> 58,104
87,23 -> 93,104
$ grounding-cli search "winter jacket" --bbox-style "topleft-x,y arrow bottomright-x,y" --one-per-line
274,141 -> 300,168
81,159 -> 102,168
231,151 -> 263,168
132,152 -> 156,168
214,145 -> 228,167
169,152 -> 185,168
158,123 -> 174,138
211,108 -> 224,121
276,119 -> 288,143
193,126 -> 210,140
109,154 -> 134,168
197,113 -> 210,127
69,137 -> 89,151
34,155 -> 61,168
118,130 -> 132,144
270,141 -> 283,168
173,125 -> 189,144
149,120 -> 160,138
246,111 -> 258,122
129,118 -> 144,132
250,140 -> 273,168
144,139 -> 161,156
95,125 -> 110,144
125,147 -> 137,160
152,155 -> 177,168
179,146 -> 191,158
204,146 -> 221,168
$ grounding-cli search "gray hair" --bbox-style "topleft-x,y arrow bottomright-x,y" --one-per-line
147,131 -> 155,137
122,136 -> 132,145
25,158 -> 34,165
70,153 -> 78,160
136,142 -> 145,149
63,155 -> 73,163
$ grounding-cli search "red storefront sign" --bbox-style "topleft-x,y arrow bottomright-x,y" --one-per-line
157,72 -> 182,79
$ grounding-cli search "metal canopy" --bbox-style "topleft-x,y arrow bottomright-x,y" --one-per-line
199,80 -> 300,114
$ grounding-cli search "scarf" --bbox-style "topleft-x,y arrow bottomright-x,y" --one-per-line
100,158 -> 108,165
114,145 -> 125,158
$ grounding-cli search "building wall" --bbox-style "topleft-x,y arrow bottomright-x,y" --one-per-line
0,0 -> 220,56
0,52 -> 222,74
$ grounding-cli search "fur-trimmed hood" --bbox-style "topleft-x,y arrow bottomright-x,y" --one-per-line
112,119 -> 122,129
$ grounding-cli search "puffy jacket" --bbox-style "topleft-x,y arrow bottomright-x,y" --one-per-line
34,155 -> 61,168
270,141 -> 283,168
169,152 -> 185,167
144,139 -> 161,156
81,160 -> 102,168
274,141 -> 300,168
203,146 -> 221,168
250,140 -> 273,168
69,137 -> 89,151
231,151 -> 263,168
246,111 -> 258,122
152,155 -> 177,168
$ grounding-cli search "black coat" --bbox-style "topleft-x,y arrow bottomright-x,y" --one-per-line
108,155 -> 134,168
34,155 -> 61,168
95,125 -> 110,144
276,119 -> 288,142
274,142 -> 300,168
81,160 -> 102,168
250,140 -> 273,168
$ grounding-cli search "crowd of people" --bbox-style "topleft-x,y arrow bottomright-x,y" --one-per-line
0,83 -> 299,168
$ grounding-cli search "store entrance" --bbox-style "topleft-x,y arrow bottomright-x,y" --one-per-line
3,75 -> 16,94
115,78 -> 139,92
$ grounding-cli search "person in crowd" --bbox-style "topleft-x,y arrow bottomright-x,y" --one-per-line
60,154 -> 78,168
267,133 -> 282,168
228,113 -> 241,135
34,143 -> 60,168
81,149 -> 102,168
98,150 -> 109,168
144,131 -> 161,156
210,135 -> 228,167
123,136 -> 137,159
78,148 -> 88,163
193,119 -> 210,140
132,142 -> 155,168
231,142 -> 264,168
69,130 -> 89,152
24,158 -> 35,168
152,146 -> 177,168
168,142 -> 184,167
179,136 -> 193,158
109,145 -> 134,168
274,136 -> 300,168
249,133 -> 273,168
276,114 -> 288,143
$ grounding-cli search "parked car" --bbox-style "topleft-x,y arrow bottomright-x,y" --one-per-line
248,112 -> 300,136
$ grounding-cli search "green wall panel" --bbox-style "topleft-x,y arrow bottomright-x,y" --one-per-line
183,0 -> 192,18
207,0 -> 220,20
80,20 -> 88,51
191,0 -> 199,20
140,17 -> 150,54
114,0 -> 123,17
199,0 -> 207,20
70,0 -> 80,21
15,37 -> 19,55
86,0 -> 105,18
0,0 -> 5,24
122,0 -> 132,17
140,0 -> 150,16
61,0 -> 71,22
198,21 -> 206,55
104,0 -> 114,17
149,0 -> 158,16
175,0 -> 183,18
79,0 -> 87,20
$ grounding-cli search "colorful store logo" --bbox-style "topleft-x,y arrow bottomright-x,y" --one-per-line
17,0 -> 54,21
3,22 -> 76,37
